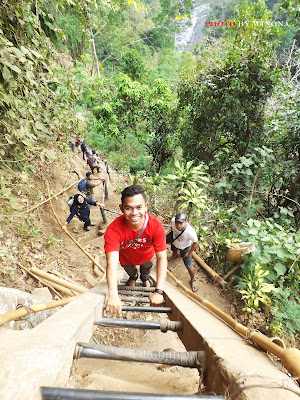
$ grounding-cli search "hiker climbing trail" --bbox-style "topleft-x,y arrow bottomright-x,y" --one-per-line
1,139 -> 299,400
40,279 -> 223,399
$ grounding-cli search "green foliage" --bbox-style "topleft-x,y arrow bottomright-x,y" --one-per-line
165,160 -> 210,217
279,0 -> 300,32
236,263 -> 278,312
142,173 -> 167,209
214,146 -> 275,204
53,7 -> 86,59
238,217 -> 300,282
0,1 -> 80,169
129,155 -> 151,174
92,73 -> 178,172
44,234 -> 61,248
121,49 -> 146,82
18,218 -> 41,239
165,160 -> 210,192
178,1 -> 282,170
177,187 -> 207,217
269,282 -> 300,334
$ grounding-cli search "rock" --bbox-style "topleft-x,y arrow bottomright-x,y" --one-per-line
32,287 -> 53,300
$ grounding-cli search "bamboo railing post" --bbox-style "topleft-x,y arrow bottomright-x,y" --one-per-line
47,193 -> 106,276
223,263 -> 242,281
192,252 -> 227,288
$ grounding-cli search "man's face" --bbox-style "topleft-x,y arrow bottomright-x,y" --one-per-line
120,194 -> 148,229
175,220 -> 187,231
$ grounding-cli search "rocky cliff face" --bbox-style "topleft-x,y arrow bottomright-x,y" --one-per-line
175,1 -> 211,54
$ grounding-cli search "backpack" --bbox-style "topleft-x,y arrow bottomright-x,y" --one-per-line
89,155 -> 96,167
77,178 -> 88,194
67,195 -> 74,209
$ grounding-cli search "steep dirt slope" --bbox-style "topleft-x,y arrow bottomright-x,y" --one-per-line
2,145 -> 231,310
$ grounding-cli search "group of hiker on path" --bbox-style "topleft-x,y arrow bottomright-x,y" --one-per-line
63,137 -> 199,315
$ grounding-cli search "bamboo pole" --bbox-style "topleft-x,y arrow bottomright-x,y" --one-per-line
0,296 -> 79,327
35,277 -> 75,297
48,194 -> 106,275
166,269 -> 300,382
223,263 -> 241,281
61,227 -> 106,274
50,269 -> 85,288
19,263 -> 64,299
192,252 -> 227,288
27,179 -> 79,213
30,267 -> 88,294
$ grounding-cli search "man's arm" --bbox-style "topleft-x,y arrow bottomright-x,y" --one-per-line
105,251 -> 122,316
183,241 -> 199,258
149,250 -> 167,306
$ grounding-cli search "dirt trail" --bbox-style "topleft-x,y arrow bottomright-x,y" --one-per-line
3,146 -> 232,394
34,148 -> 230,313
53,150 -> 230,394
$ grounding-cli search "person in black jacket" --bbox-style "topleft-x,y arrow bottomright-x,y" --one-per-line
62,194 -> 103,231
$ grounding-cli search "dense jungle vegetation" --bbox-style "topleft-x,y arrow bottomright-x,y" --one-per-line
0,0 -> 299,339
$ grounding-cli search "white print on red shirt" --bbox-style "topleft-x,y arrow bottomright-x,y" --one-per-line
120,237 -> 152,251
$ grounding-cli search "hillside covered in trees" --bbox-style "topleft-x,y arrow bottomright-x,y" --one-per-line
0,0 -> 299,341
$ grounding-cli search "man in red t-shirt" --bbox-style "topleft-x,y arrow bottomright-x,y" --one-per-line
104,185 -> 167,316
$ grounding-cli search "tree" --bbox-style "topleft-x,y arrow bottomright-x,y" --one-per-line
121,49 -> 146,81
93,73 -> 178,172
177,0 -> 282,171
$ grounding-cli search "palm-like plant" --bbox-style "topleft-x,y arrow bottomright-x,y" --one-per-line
236,264 -> 278,312
177,187 -> 208,218
143,174 -> 166,209
165,160 -> 210,192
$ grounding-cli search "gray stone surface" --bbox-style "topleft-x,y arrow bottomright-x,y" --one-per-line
0,285 -> 105,400
175,1 -> 211,53
0,287 -> 56,330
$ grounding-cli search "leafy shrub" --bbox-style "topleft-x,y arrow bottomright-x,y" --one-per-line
269,283 -> 300,334
238,218 -> 300,282
236,263 -> 278,312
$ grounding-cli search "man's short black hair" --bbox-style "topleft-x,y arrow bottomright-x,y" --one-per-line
121,185 -> 146,204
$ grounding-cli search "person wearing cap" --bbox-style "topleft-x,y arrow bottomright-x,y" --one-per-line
168,212 -> 199,292
86,171 -> 104,201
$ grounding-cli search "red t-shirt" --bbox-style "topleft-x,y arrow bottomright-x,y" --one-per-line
104,214 -> 167,265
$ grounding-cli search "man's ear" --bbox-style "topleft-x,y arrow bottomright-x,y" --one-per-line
145,202 -> 149,213
119,204 -> 123,213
